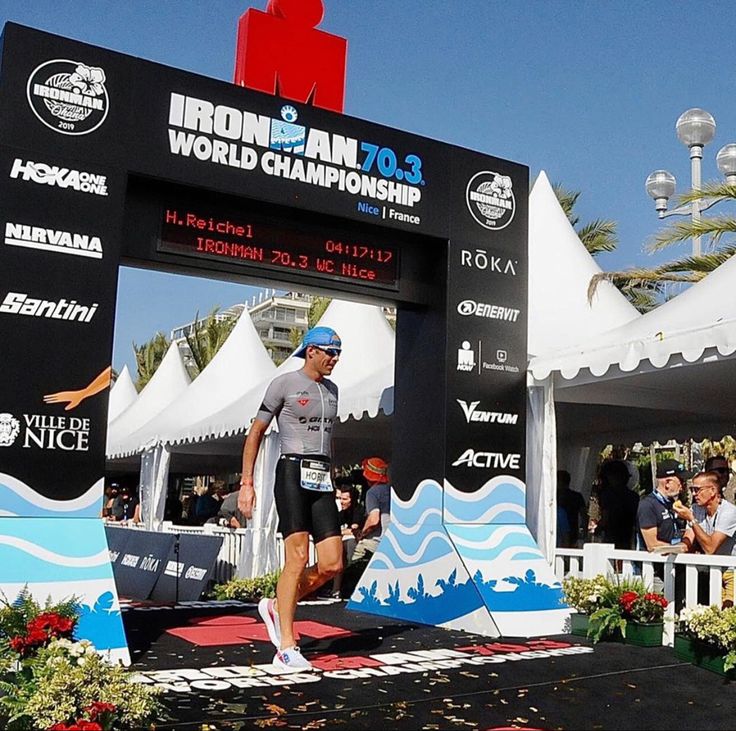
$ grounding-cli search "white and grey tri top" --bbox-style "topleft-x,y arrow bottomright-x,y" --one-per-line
256,369 -> 339,457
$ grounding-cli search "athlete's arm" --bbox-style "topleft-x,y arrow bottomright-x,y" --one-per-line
360,509 -> 380,539
238,418 -> 269,519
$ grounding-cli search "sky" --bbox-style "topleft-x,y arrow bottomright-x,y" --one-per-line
3,0 -> 736,377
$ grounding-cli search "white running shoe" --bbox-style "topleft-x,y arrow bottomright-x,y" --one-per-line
273,646 -> 314,673
258,597 -> 281,648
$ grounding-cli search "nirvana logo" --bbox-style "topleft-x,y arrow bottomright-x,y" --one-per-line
466,171 -> 515,230
27,60 -> 109,136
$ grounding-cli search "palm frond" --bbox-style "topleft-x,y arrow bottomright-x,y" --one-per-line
653,246 -> 736,274
675,181 -> 736,205
577,218 -> 618,255
648,216 -> 736,251
551,184 -> 581,227
587,268 -> 700,305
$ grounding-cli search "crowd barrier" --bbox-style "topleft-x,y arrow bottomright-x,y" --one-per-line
554,543 -> 736,645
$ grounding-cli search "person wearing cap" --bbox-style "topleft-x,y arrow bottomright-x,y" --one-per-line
673,470 -> 736,607
351,457 -> 392,564
704,455 -> 733,502
238,325 -> 343,673
636,459 -> 692,554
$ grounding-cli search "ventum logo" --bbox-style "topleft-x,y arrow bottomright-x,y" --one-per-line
27,60 -> 109,135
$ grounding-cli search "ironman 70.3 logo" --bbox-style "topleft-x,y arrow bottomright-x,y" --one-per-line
27,60 -> 109,136
466,171 -> 515,230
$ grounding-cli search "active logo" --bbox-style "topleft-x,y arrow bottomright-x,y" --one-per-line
0,412 -> 91,452
456,299 -> 520,322
10,159 -> 108,196
27,60 -> 108,136
456,400 -> 518,425
466,171 -> 515,230
452,449 -> 521,470
4,222 -> 103,259
460,248 -> 517,276
0,413 -> 20,447
0,292 -> 98,323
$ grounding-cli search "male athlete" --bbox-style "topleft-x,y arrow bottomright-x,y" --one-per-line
238,326 -> 343,672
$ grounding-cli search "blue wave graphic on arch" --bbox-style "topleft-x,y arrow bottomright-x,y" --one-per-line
0,474 -> 101,518
75,591 -> 128,651
450,528 -> 545,562
473,569 -> 564,612
375,529 -> 454,570
445,482 -> 525,523
391,482 -> 443,525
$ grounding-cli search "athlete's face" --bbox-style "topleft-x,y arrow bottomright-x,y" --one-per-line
310,345 -> 341,375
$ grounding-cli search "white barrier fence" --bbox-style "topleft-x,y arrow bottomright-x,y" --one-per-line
554,543 -> 736,645
107,521 -> 281,585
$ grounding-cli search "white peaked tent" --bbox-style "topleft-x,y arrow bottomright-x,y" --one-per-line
107,365 -> 137,423
525,171 -> 641,558
107,308 -> 276,458
106,342 -> 191,456
529,240 -> 736,485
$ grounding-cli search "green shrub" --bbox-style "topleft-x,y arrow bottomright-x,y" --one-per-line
211,572 -> 280,602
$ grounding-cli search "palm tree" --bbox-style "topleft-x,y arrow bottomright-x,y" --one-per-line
133,331 -> 170,391
308,296 -> 331,327
553,184 -> 618,257
588,181 -> 736,309
184,306 -> 237,377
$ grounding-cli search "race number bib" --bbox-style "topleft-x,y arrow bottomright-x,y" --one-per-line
300,459 -> 333,492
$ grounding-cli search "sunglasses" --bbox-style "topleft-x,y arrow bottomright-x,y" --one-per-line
313,345 -> 342,358
691,485 -> 715,494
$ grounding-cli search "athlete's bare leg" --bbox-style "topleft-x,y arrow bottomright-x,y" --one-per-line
276,533 -> 342,649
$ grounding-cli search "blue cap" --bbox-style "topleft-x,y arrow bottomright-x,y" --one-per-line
295,326 -> 342,358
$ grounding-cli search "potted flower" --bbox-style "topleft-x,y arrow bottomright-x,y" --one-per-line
586,576 -> 667,646
560,575 -> 610,636
676,605 -> 736,678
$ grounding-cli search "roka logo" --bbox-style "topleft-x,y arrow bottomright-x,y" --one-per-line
452,449 -> 521,470
0,413 -> 20,447
456,400 -> 518,425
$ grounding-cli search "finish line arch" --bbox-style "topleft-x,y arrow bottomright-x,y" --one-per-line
0,22 -> 567,660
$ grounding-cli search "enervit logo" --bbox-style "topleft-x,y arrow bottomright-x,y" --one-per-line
4,222 -> 103,260
457,340 -> 476,372
27,60 -> 108,135
10,159 -> 108,196
0,413 -> 20,447
457,299 -> 520,322
465,171 -> 515,230
0,292 -> 98,323
456,400 -> 518,425
452,449 -> 521,470
460,248 -> 517,276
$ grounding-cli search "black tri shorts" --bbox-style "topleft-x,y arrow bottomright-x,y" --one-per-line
274,454 -> 341,542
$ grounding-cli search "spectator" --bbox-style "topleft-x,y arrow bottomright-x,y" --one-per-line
330,486 -> 365,598
352,457 -> 392,563
193,485 -> 219,525
597,460 -> 639,549
637,459 -> 692,552
109,484 -> 140,523
101,482 -> 119,519
674,470 -> 736,608
209,487 -> 247,529
556,470 -> 586,548
705,455 -> 732,501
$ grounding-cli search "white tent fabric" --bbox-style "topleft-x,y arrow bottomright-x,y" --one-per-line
107,309 -> 276,457
530,248 -> 736,380
164,298 -> 396,446
524,171 -> 643,558
106,343 -> 191,457
527,171 -> 640,359
107,365 -> 137,423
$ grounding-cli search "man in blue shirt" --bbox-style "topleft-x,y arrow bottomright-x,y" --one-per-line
352,457 -> 392,562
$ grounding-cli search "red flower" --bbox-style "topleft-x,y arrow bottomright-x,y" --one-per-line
46,723 -> 102,731
84,701 -> 116,720
9,636 -> 26,654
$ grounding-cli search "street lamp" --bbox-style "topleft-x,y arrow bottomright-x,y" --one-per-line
645,108 -> 735,257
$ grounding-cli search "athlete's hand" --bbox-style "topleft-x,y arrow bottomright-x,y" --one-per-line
238,482 -> 256,520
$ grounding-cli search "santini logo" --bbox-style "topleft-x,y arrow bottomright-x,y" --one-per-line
452,449 -> 521,469
456,400 -> 518,425
4,222 -> 103,259
457,299 -> 519,322
0,292 -> 98,323
10,159 -> 108,196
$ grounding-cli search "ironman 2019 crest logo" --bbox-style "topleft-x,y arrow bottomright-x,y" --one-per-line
466,171 -> 515,230
26,60 -> 109,136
